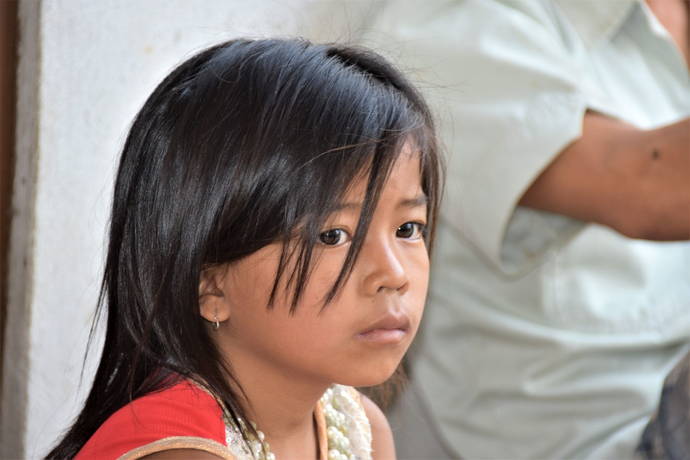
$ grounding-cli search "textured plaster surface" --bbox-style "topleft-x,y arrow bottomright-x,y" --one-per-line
0,1 -> 40,458
0,0 -> 379,458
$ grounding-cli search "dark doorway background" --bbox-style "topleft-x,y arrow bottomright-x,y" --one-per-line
0,0 -> 18,388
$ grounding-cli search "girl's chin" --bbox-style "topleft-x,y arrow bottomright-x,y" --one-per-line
332,364 -> 402,389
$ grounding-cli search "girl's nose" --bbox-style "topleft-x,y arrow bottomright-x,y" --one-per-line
361,237 -> 409,296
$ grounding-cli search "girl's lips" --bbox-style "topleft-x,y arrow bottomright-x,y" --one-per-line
357,328 -> 407,343
357,312 -> 410,343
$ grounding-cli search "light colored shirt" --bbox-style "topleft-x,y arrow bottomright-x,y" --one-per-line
365,0 -> 690,458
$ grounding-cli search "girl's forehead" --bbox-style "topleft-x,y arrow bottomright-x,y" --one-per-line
340,149 -> 424,207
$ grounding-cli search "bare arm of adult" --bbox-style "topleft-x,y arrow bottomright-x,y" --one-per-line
141,449 -> 225,459
519,112 -> 690,241
361,394 -> 396,460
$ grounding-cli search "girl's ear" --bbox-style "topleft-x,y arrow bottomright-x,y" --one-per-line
198,265 -> 231,326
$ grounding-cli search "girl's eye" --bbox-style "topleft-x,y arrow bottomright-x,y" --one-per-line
396,222 -> 426,240
318,228 -> 350,246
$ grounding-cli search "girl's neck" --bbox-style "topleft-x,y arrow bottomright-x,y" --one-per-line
225,343 -> 331,459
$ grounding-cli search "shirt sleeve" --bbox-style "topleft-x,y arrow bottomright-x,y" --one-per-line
366,0 -> 588,274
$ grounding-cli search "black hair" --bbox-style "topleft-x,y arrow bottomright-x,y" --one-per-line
47,38 -> 442,458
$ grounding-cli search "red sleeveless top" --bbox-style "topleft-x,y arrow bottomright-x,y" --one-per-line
76,380 -> 231,459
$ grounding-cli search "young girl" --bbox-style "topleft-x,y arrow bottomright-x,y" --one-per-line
48,38 -> 442,460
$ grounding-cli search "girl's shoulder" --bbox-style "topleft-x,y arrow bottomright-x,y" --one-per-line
76,379 -> 234,460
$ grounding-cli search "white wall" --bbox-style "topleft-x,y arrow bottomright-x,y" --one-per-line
1,1 -> 381,457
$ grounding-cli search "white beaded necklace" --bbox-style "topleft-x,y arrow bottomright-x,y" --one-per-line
321,387 -> 357,460
223,386 -> 364,460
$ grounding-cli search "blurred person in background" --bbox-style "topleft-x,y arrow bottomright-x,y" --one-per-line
365,0 -> 690,458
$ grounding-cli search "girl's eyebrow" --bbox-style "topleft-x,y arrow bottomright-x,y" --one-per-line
397,194 -> 428,209
333,193 -> 428,212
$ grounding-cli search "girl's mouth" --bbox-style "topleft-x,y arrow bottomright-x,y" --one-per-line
357,312 -> 410,344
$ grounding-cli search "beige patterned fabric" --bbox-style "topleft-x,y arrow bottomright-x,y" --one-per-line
118,436 -> 236,459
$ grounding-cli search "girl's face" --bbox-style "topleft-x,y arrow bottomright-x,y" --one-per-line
208,149 -> 429,388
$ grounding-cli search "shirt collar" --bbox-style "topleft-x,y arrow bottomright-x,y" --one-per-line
553,0 -> 640,47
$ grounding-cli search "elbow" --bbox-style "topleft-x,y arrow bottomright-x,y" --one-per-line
615,220 -> 661,240
611,208 -> 690,241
